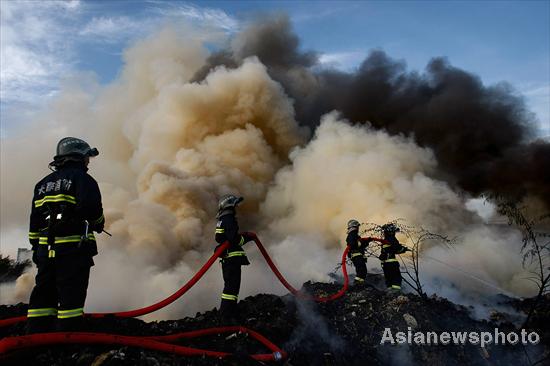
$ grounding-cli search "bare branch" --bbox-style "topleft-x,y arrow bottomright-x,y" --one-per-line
361,220 -> 455,299
492,196 -> 550,328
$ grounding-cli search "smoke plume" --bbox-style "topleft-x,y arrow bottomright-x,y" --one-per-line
0,17 -> 545,317
261,112 -> 472,241
194,15 -> 550,209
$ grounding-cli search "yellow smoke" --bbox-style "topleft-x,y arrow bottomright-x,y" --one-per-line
261,111 -> 469,244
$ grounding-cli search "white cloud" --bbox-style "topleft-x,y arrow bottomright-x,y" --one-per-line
318,51 -> 366,71
0,1 -> 239,118
522,84 -> 550,98
0,1 -> 80,104
63,0 -> 82,10
152,3 -> 239,32
292,6 -> 349,23
78,3 -> 239,44
79,16 -> 148,42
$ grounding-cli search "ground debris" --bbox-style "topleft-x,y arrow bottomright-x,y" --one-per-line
1,276 -> 548,365
403,313 -> 418,329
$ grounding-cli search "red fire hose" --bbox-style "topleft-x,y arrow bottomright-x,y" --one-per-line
0,233 -> 381,360
90,242 -> 232,319
0,242 -> 231,327
0,316 -> 25,329
247,232 -> 350,302
0,327 -> 287,362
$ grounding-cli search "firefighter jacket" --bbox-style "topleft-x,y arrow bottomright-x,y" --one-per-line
29,161 -> 104,259
346,230 -> 371,259
215,212 -> 250,265
379,234 -> 407,263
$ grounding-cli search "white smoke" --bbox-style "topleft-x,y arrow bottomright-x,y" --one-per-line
261,111 -> 469,241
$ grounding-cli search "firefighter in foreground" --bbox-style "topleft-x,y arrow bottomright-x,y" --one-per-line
214,195 -> 253,319
346,219 -> 372,286
27,137 -> 104,333
379,223 -> 408,291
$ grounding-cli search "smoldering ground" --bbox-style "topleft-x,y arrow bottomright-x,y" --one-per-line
0,17 -> 546,318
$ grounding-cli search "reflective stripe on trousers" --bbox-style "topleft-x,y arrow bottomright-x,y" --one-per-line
27,308 -> 57,317
221,293 -> 238,301
58,307 -> 84,319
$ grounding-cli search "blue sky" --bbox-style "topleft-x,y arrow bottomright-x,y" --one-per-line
1,0 -> 549,135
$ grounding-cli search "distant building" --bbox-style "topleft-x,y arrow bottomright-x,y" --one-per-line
17,248 -> 32,263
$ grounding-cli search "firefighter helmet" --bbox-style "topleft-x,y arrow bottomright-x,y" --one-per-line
381,223 -> 400,234
49,137 -> 99,170
218,194 -> 243,212
55,137 -> 99,159
347,219 -> 360,232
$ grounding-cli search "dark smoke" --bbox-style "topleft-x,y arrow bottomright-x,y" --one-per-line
192,15 -> 550,208
191,50 -> 237,83
191,16 -> 317,83
231,15 -> 317,68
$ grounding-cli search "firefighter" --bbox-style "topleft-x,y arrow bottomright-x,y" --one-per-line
214,194 -> 253,319
26,137 -> 104,333
346,219 -> 372,286
379,223 -> 408,292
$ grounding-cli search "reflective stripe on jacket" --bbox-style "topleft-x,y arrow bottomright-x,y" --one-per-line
29,161 -> 103,258
214,212 -> 249,265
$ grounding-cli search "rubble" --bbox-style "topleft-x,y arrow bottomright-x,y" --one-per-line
1,277 -> 548,365
402,313 -> 418,329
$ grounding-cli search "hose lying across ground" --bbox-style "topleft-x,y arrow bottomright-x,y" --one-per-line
0,233 -> 366,361
0,327 -> 286,362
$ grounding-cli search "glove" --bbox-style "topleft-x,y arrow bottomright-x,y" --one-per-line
241,232 -> 256,243
90,221 -> 104,234
360,237 -> 372,245
378,252 -> 388,261
32,250 -> 39,265
398,246 -> 410,254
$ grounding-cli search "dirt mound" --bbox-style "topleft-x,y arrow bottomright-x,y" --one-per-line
1,277 -> 547,365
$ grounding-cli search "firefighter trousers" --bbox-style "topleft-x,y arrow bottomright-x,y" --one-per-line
351,256 -> 367,282
220,260 -> 241,315
27,254 -> 92,333
382,261 -> 402,290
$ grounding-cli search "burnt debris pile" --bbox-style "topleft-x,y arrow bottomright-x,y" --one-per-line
1,276 -> 548,366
